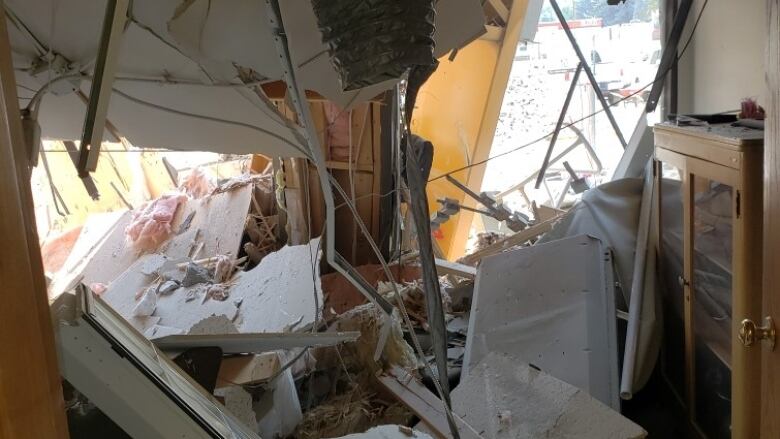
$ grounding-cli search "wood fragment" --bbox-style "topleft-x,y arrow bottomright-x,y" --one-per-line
460,214 -> 564,266
376,367 -> 482,439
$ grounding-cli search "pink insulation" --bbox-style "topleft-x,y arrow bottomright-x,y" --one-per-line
125,193 -> 187,251
180,167 -> 216,198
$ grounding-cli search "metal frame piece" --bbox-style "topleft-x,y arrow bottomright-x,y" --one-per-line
535,62 -> 583,189
445,174 -> 529,230
548,0 -> 626,148
263,0 -> 392,314
77,0 -> 129,178
55,287 -> 259,438
154,331 -> 361,354
406,136 -> 453,407
645,0 -> 693,113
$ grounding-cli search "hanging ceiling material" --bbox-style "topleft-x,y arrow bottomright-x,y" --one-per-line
6,0 -> 485,156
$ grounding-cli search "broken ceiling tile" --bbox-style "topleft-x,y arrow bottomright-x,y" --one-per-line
464,234 -> 621,409
450,352 -> 646,438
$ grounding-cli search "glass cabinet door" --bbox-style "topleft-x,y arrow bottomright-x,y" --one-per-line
657,160 -> 686,400
690,174 -> 734,439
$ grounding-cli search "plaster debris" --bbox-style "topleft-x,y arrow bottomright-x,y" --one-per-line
449,352 -> 646,438
188,315 -> 240,335
156,280 -> 179,296
181,262 -> 212,287
132,287 -> 157,317
206,284 -> 230,301
214,386 -> 258,431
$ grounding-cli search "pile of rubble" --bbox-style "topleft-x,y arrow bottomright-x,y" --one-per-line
49,165 -> 650,438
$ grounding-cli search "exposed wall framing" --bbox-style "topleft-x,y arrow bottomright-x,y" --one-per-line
270,98 -> 385,266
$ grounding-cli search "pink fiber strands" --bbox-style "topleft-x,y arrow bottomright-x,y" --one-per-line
125,193 -> 187,250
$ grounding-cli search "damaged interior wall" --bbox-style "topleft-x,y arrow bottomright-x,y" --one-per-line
271,98 -> 385,264
677,0 -> 766,113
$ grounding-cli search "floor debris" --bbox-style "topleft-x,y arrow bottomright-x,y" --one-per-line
446,352 -> 646,438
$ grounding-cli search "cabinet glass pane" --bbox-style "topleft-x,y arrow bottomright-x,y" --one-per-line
658,161 -> 685,399
691,175 -> 733,439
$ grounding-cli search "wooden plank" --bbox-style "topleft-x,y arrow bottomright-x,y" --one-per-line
216,353 -> 280,388
762,2 -> 780,436
325,160 -> 373,173
0,2 -> 70,436
376,367 -> 483,439
654,127 -> 743,170
460,214 -> 562,265
371,103 -> 382,241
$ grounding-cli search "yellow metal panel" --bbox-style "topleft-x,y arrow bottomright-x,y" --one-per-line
411,0 -> 529,259
411,40 -> 499,256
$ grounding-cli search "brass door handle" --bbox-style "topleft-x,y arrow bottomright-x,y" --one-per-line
739,316 -> 776,351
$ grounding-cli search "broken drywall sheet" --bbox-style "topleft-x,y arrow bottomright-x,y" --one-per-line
450,352 -> 646,439
464,234 -> 621,409
233,237 -> 323,333
100,255 -> 239,334
64,184 -> 251,294
101,237 -> 322,336
49,210 -> 130,299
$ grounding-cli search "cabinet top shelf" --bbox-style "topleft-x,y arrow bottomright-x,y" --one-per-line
654,122 -> 764,148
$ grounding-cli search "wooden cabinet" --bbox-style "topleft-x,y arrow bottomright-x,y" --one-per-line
654,123 -> 763,439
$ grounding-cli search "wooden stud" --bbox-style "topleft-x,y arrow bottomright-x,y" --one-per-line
762,1 -> 780,436
0,2 -> 70,436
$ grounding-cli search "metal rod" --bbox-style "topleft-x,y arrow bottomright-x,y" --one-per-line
263,0 -> 393,315
535,62 -> 583,189
549,0 -> 627,148
77,0 -> 129,176
645,0 -> 693,113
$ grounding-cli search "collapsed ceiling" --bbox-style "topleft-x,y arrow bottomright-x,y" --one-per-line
7,0 -> 486,156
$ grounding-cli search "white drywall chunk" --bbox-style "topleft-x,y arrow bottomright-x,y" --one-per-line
451,352 -> 646,439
